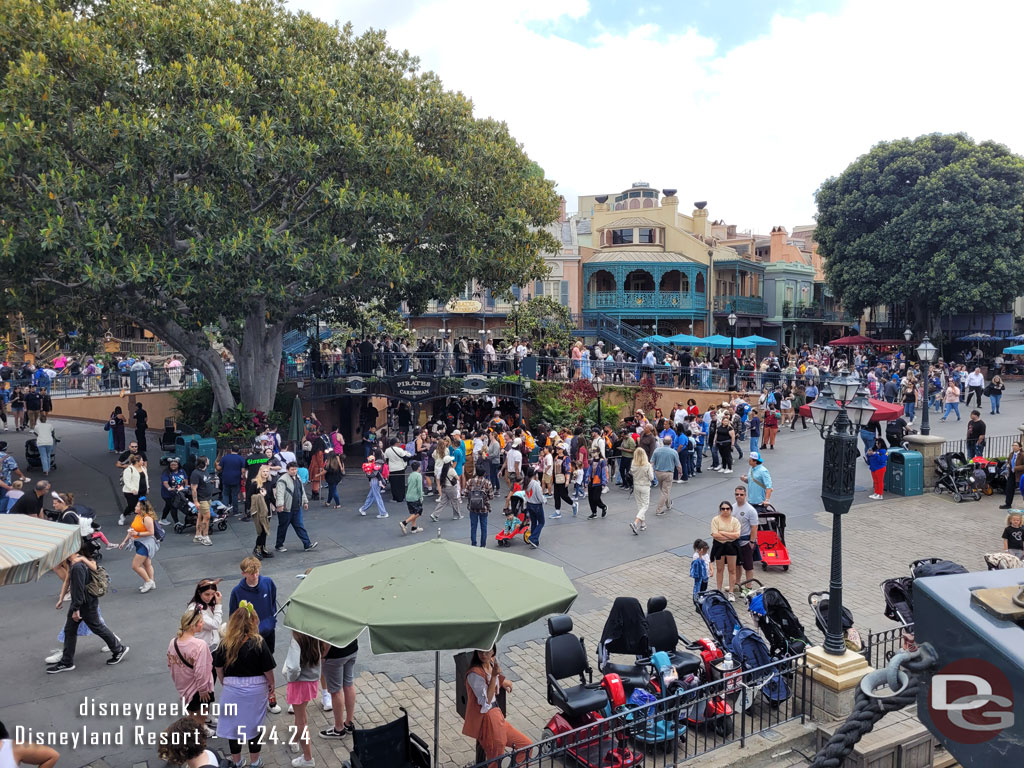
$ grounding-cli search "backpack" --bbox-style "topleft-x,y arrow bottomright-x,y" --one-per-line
86,565 -> 110,598
467,485 -> 487,513
153,518 -> 166,542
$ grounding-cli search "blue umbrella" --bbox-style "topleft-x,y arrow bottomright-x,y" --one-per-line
664,333 -> 703,345
957,333 -> 997,342
698,335 -> 756,350
638,335 -> 672,344
737,334 -> 776,346
1002,344 -> 1024,355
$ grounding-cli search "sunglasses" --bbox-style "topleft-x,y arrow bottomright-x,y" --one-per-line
719,506 -> 732,511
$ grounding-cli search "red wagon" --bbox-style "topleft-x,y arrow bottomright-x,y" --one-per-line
755,506 -> 790,572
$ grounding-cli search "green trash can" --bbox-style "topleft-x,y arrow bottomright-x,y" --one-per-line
188,437 -> 218,472
174,434 -> 199,466
900,450 -> 923,496
885,448 -> 909,494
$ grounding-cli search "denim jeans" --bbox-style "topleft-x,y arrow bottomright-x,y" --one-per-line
526,502 -> 544,545
990,394 -> 1002,413
859,429 -> 875,463
943,402 -> 961,420
326,481 -> 341,506
221,483 -> 241,514
359,479 -> 387,516
38,443 -> 54,473
904,402 -> 915,422
489,460 -> 501,493
749,436 -> 759,454
275,505 -> 312,549
470,511 -> 488,547
694,445 -> 703,472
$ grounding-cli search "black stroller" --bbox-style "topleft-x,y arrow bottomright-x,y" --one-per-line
807,591 -> 862,651
740,580 -> 809,658
25,438 -> 57,470
933,451 -> 981,502
170,490 -> 230,535
879,558 -> 968,660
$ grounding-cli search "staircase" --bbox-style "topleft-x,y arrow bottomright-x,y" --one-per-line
573,313 -> 674,360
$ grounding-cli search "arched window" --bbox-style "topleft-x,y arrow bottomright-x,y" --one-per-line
695,273 -> 706,293
624,270 -> 655,291
587,270 -> 616,293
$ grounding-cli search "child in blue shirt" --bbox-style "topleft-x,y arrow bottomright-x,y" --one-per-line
690,539 -> 711,599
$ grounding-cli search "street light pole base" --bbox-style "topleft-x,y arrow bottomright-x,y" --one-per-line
802,645 -> 872,720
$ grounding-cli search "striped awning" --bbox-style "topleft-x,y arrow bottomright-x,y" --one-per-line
0,516 -> 82,586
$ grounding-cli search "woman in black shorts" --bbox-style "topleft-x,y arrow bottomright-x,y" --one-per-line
710,500 -> 741,598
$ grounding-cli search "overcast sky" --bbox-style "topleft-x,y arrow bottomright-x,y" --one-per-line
286,0 -> 1024,236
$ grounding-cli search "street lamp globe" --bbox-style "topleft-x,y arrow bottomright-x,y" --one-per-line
916,333 -> 938,363
904,326 -> 913,342
809,383 -> 843,433
844,387 -> 877,428
593,379 -> 603,393
828,370 -> 862,404
728,312 -> 737,327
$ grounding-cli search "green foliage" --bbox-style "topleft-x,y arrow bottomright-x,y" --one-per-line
209,403 -> 285,449
815,133 -> 1024,325
0,0 -> 560,412
504,296 -> 574,349
173,378 -> 289,435
528,379 -> 623,431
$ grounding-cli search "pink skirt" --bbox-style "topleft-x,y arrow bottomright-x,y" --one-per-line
286,680 -> 319,706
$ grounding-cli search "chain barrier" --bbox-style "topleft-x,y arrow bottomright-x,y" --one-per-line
808,645 -> 937,768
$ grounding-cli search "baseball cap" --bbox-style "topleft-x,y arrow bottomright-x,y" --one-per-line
443,455 -> 454,464
750,451 -> 763,463
549,431 -> 558,439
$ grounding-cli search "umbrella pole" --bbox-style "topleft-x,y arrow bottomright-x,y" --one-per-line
434,650 -> 440,768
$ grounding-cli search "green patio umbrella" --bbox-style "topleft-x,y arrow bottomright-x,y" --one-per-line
0,516 -> 81,587
282,536 -> 577,766
286,394 -> 305,444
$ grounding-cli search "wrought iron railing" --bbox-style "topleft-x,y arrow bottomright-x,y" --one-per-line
941,433 -> 1018,460
862,623 -> 916,668
8,368 -> 203,398
585,291 -> 701,311
465,653 -> 811,768
714,295 -> 768,315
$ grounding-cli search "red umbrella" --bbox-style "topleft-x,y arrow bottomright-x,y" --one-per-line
799,398 -> 904,423
829,334 -> 876,346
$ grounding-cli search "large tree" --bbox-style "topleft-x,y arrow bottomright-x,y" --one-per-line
814,133 -> 1024,332
0,0 -> 559,413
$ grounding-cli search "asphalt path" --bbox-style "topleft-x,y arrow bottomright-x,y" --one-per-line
0,392 -> 1018,766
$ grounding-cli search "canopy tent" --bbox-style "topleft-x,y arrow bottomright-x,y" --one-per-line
698,335 -> 757,350
1004,334 -> 1024,342
0,516 -> 81,587
638,335 -> 672,345
1003,344 -> 1024,355
798,398 -> 904,423
736,335 -> 776,346
829,334 -> 877,346
282,536 -> 577,767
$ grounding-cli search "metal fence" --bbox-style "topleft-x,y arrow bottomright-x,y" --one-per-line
941,434 -> 1018,460
465,653 -> 811,768
7,368 -> 203,399
861,623 -> 916,668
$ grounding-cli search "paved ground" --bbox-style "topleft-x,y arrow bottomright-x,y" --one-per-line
0,392 -> 1019,767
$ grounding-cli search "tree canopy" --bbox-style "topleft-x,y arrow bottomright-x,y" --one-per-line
0,0 -> 560,412
503,295 -> 574,349
814,133 -> 1024,329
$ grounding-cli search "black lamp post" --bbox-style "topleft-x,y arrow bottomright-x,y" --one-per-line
511,299 -> 520,338
728,310 -> 738,391
594,379 -> 604,426
916,333 -> 938,436
809,372 -> 876,656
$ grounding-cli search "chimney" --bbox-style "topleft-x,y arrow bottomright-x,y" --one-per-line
558,196 -> 566,223
769,226 -> 787,261
593,194 -> 610,213
727,224 -> 736,238
692,201 -> 709,237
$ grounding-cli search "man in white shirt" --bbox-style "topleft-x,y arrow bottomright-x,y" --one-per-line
732,485 -> 760,589
965,367 -> 985,408
505,439 -> 523,478
383,437 -> 412,502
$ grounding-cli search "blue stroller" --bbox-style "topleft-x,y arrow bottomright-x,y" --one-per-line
729,628 -> 791,713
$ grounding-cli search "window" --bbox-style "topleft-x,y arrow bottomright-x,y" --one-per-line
629,191 -> 641,198
642,190 -> 657,198
535,280 -> 570,306
638,228 -> 655,244
612,228 -> 633,244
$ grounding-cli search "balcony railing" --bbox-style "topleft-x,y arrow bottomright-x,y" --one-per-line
585,291 -> 700,311
714,295 -> 767,315
782,304 -> 824,319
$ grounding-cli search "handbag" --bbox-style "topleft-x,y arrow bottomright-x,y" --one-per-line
554,473 -> 566,485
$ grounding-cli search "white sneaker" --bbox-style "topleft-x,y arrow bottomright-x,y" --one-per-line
321,691 -> 333,711
723,469 -> 733,474
45,649 -> 62,664
287,704 -> 294,714
118,515 -> 126,525
291,756 -> 315,768
139,580 -> 155,593
201,536 -> 213,546
193,535 -> 202,543
673,479 -> 684,484
159,517 -> 171,525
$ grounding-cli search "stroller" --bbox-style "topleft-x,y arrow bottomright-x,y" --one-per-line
754,507 -> 790,571
984,552 -> 1023,570
879,577 -> 916,660
170,490 -> 230,535
933,451 -> 981,502
729,627 -> 791,709
25,438 -> 57,470
494,506 -> 531,547
694,590 -> 744,651
970,457 -> 1005,495
49,505 -> 106,562
807,591 -> 862,652
740,580 -> 809,658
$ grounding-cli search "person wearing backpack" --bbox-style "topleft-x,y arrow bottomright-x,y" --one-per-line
465,466 -> 494,547
46,542 -> 129,674
431,455 -> 462,522
119,497 -> 161,593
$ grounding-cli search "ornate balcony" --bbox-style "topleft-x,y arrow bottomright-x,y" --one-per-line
714,295 -> 767,316
585,291 -> 700,311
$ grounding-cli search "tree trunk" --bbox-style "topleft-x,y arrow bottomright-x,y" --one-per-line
229,312 -> 284,416
142,317 -> 237,415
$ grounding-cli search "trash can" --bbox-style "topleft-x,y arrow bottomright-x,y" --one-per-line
189,437 -> 218,472
888,449 -> 924,496
884,448 -> 908,494
129,370 -> 143,393
175,434 -> 199,468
